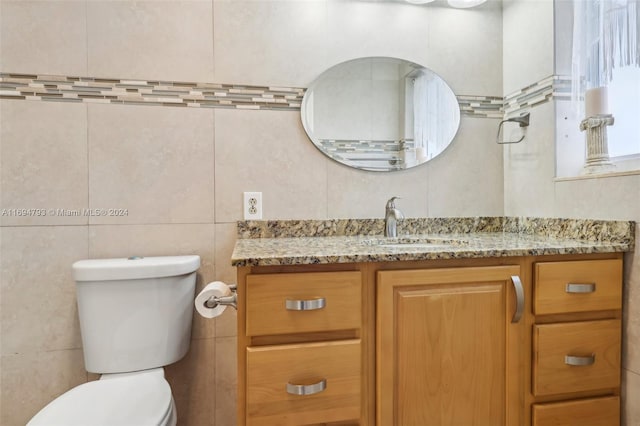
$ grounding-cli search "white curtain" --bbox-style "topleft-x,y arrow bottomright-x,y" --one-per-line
413,71 -> 430,154
412,71 -> 459,160
572,0 -> 640,113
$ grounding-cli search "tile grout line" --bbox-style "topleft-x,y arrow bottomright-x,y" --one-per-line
625,365 -> 640,376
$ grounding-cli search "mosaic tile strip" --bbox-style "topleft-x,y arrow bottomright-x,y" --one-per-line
503,76 -> 553,117
456,95 -> 503,118
503,75 -> 572,118
1,72 -> 572,117
552,76 -> 572,100
0,73 -> 305,110
319,139 -> 411,154
318,139 -> 413,170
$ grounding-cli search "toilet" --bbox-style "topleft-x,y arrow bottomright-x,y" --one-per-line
28,255 -> 201,426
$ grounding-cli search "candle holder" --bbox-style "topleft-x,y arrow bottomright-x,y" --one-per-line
579,114 -> 616,175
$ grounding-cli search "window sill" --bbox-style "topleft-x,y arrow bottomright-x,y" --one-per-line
555,154 -> 640,182
555,169 -> 640,182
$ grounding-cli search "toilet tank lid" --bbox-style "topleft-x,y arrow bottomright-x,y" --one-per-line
73,255 -> 201,281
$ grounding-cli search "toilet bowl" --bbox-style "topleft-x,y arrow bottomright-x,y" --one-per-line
28,368 -> 176,426
27,255 -> 200,426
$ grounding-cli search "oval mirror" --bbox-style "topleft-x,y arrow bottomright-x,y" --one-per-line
301,57 -> 461,171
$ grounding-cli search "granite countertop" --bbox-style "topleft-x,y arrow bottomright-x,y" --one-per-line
231,217 -> 635,266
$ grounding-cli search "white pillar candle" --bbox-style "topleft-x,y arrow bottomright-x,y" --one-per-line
585,86 -> 609,117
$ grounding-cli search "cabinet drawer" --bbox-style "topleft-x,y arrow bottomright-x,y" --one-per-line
532,396 -> 620,426
246,339 -> 361,425
534,259 -> 622,315
533,320 -> 621,396
246,271 -> 361,336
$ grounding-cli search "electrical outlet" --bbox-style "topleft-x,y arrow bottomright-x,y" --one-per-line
243,192 -> 262,220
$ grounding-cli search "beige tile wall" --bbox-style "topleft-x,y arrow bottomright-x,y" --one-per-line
0,349 -> 88,426
623,369 -> 640,425
1,226 -> 87,354
0,101 -> 88,226
425,2 -> 503,96
86,0 -> 214,82
502,101 -> 557,217
213,0 -> 503,95
426,116 -> 504,217
0,226 -> 89,426
0,1 -> 505,425
214,109 -> 329,222
0,0 -> 88,76
88,104 -> 215,225
502,0 -> 554,95
326,161 -> 430,218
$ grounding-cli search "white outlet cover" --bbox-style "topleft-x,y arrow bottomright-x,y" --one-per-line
243,192 -> 262,220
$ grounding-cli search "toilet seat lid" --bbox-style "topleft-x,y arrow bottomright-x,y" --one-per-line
28,373 -> 172,426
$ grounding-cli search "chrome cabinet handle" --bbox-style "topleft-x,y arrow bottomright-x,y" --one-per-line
566,283 -> 596,293
286,379 -> 327,396
565,354 -> 596,366
511,275 -> 524,323
285,298 -> 326,311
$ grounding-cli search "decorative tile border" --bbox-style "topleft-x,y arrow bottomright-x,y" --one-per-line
1,72 -> 572,117
318,138 -> 411,170
457,95 -> 503,118
503,75 -> 572,118
319,139 -> 410,155
0,73 -> 305,110
552,76 -> 572,100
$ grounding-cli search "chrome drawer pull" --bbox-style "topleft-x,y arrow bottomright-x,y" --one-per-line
566,283 -> 596,293
565,354 -> 596,366
511,276 -> 524,323
285,298 -> 326,311
286,379 -> 327,396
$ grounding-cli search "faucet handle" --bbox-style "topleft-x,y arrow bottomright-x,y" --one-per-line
386,196 -> 401,209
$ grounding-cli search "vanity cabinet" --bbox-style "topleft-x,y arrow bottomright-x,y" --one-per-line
530,259 -> 623,426
377,265 -> 524,426
236,254 -> 624,426
238,270 -> 364,426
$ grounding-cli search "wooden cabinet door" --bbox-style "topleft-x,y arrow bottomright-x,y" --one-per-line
377,265 -> 524,426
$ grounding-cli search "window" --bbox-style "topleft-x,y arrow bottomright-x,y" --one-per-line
566,0 -> 640,176
607,65 -> 640,159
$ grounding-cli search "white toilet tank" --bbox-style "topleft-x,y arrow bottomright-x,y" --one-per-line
72,255 -> 200,374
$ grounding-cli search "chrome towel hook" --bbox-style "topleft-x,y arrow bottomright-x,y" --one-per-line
496,112 -> 530,144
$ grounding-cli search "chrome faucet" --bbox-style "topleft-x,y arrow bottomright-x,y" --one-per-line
384,196 -> 404,237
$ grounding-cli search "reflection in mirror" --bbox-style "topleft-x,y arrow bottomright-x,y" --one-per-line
301,57 -> 461,171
